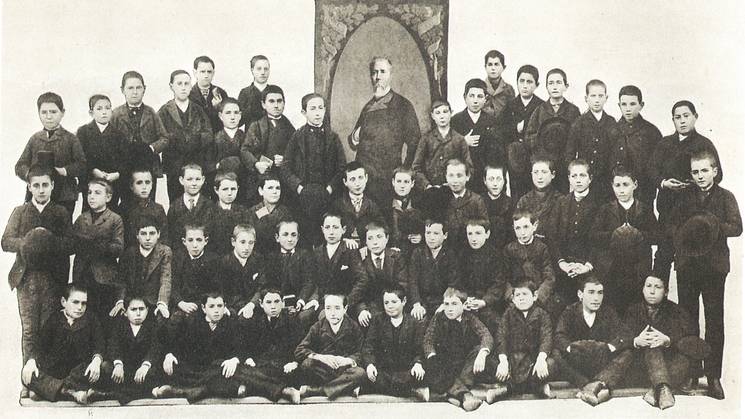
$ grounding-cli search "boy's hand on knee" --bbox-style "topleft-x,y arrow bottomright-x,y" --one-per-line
155,303 -> 170,319
238,303 -> 255,319
473,350 -> 488,374
533,353 -> 549,380
366,364 -> 378,382
410,362 -> 425,380
221,357 -> 239,378
496,355 -> 510,382
163,353 -> 178,376
304,300 -> 319,311
22,359 -> 39,386
112,363 -> 125,384
244,358 -> 256,367
85,357 -> 102,383
343,238 -> 359,250
134,364 -> 150,384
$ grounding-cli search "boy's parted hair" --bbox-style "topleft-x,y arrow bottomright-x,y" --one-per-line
446,158 -> 469,176
618,85 -> 643,103
383,286 -> 407,301
130,166 -> 154,184
516,64 -> 540,84
63,283 -> 88,300
232,223 -> 256,239
324,293 -> 347,306
343,161 -> 366,180
430,99 -> 451,113
217,97 -> 240,113
690,150 -> 718,170
512,279 -> 538,294
124,294 -> 148,309
365,220 -> 389,236
512,209 -> 535,224
276,219 -> 299,235
463,78 -> 487,96
201,290 -> 226,305
37,92 -> 64,112
611,164 -> 637,182
258,173 -> 282,189
214,171 -> 239,188
169,69 -> 190,84
483,163 -> 507,180
193,55 -> 215,70
182,222 -> 209,238
585,79 -> 607,94
121,70 -> 145,88
484,49 -> 505,66
322,210 -> 346,227
567,158 -> 592,176
671,100 -> 698,117
88,94 -> 110,110
530,152 -> 555,172
26,164 -> 54,183
392,165 -> 415,179
261,84 -> 285,102
466,218 -> 491,232
135,215 -> 161,233
259,287 -> 283,302
250,55 -> 269,69
424,218 -> 447,233
579,273 -> 604,291
180,163 -> 204,177
546,68 -> 568,85
301,93 -> 324,111
443,287 -> 468,303
88,178 -> 113,195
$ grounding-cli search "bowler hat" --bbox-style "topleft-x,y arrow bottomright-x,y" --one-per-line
675,336 -> 711,360
609,223 -> 644,255
507,142 -> 530,175
21,227 -> 59,268
299,183 -> 329,217
674,212 -> 720,257
35,150 -> 55,169
413,186 -> 451,220
218,156 -> 242,174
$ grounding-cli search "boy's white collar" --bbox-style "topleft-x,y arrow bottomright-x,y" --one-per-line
224,127 -> 239,138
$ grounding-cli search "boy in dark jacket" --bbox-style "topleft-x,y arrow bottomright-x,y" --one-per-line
389,166 -> 425,258
248,175 -> 292,254
166,163 -> 216,248
219,224 -> 265,319
170,224 -> 221,321
189,56 -> 229,133
480,164 -> 514,251
443,159 -> 488,248
206,171 -> 251,255
331,161 -> 382,247
244,85 -> 295,181
515,154 -> 561,243
120,168 -> 168,247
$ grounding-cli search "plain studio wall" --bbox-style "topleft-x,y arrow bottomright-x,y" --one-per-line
0,0 -> 742,416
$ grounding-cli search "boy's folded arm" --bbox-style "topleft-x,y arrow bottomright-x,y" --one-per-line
1,208 -> 24,253
720,193 -> 743,237
63,138 -> 87,177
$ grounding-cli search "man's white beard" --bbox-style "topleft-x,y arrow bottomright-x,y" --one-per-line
373,83 -> 389,98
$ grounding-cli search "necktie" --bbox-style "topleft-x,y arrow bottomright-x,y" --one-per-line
209,322 -> 217,331
200,88 -> 210,102
188,198 -> 195,211
374,256 -> 383,270
351,196 -> 363,213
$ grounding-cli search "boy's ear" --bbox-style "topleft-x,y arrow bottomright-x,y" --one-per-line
340,225 -> 347,234
442,231 -> 448,239
485,230 -> 491,239
533,220 -> 540,229
275,233 -> 280,242
201,304 -> 207,313
533,291 -> 539,300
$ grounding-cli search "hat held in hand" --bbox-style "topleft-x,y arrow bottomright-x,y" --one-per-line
674,212 -> 720,257
610,223 -> 644,255
217,156 -> 242,174
21,227 -> 59,267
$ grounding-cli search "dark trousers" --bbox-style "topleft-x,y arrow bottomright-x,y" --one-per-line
635,348 -> 691,388
505,352 -> 557,392
364,367 -> 425,396
553,348 -> 633,388
235,363 -> 300,401
17,272 -> 59,364
677,265 -> 726,378
425,349 -> 497,398
97,360 -> 163,403
28,363 -> 90,401
165,363 -> 241,398
299,358 -> 366,399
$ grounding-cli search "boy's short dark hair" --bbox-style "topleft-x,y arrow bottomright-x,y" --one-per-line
383,286 -> 407,301
690,150 -> 718,170
37,92 -> 64,112
324,293 -> 347,306
88,94 -> 110,110
343,161 -> 366,180
258,174 -> 281,189
546,68 -> 567,85
466,218 -> 490,232
26,164 -> 54,183
170,69 -> 190,84
671,100 -> 698,117
512,209 -> 535,224
232,224 -> 256,239
121,70 -> 145,88
463,78 -> 488,97
579,273 -> 603,291
530,152 -> 555,172
644,274 -> 669,291
618,85 -> 643,103
611,164 -> 637,182
392,165 -> 415,179
516,64 -> 539,84
322,211 -> 346,227
567,158 -> 592,176
217,97 -> 240,113
430,99 -> 451,113
301,93 -> 324,111
261,85 -> 285,102
483,163 -> 507,179
585,79 -> 607,94
424,218 -> 447,233
201,290 -> 225,305
365,220 -> 389,236
193,55 -> 215,70
130,166 -> 153,183
63,283 -> 88,299
484,50 -> 505,66
250,55 -> 269,69
443,287 -> 468,302
445,158 -> 469,176
512,279 -> 537,294
135,216 -> 160,233
124,294 -> 147,309
183,222 -> 208,238
214,171 -> 238,188
276,219 -> 299,234
259,287 -> 283,301
88,178 -> 113,195
180,163 -> 203,177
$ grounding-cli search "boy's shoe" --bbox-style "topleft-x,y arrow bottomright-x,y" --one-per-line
60,387 -> 90,405
412,387 -> 430,402
577,381 -> 602,406
536,383 -> 555,399
282,387 -> 301,404
461,392 -> 482,412
152,385 -> 175,398
237,384 -> 247,397
429,392 -> 448,402
182,386 -> 209,403
86,389 -> 115,403
642,388 -> 656,407
28,390 -> 43,401
20,387 -> 29,399
485,384 -> 509,404
707,378 -> 725,400
657,385 -> 675,410
352,386 -> 360,398
596,388 -> 611,405
679,377 -> 697,395
447,396 -> 461,407
299,385 -> 324,398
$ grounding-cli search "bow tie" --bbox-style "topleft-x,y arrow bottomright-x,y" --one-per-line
308,125 -> 324,135
129,106 -> 142,116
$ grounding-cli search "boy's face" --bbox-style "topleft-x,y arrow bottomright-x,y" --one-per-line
324,295 -> 346,326
517,73 -> 538,98
202,296 -> 226,323
303,97 -> 325,126
642,276 -> 667,306
612,175 -> 637,203
531,162 -> 555,190
578,282 -> 604,312
194,62 -> 215,88
383,292 -> 406,318
392,172 -> 414,197
424,223 -> 447,250
690,158 -> 717,190
179,168 -> 204,196
275,223 -> 299,251
61,291 -> 88,320
672,105 -> 697,135
343,168 -> 368,195
219,103 -> 242,129
430,104 -> 451,128
585,85 -> 607,113
261,93 -> 285,118
568,164 -> 591,194
125,299 -> 148,325
618,94 -> 643,122
130,171 -> 153,199
513,216 -> 537,244
182,229 -> 208,257
485,56 -> 505,80
546,73 -> 567,99
466,224 -> 490,249
87,183 -> 112,212
232,231 -> 256,259
38,102 -> 64,131
512,287 -> 537,311
483,167 -> 505,196
446,163 -> 469,194
321,216 -> 345,245
90,98 -> 112,125
464,88 -> 486,113
137,226 -> 160,250
442,295 -> 465,320
122,77 -> 145,106
251,59 -> 270,84
260,292 -> 284,318
215,179 -> 239,205
27,175 -> 53,204
365,227 -> 389,255
170,73 -> 192,102
259,180 -> 281,204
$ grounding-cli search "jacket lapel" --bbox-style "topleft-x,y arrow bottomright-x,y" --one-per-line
166,101 -> 183,127
146,246 -> 164,278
